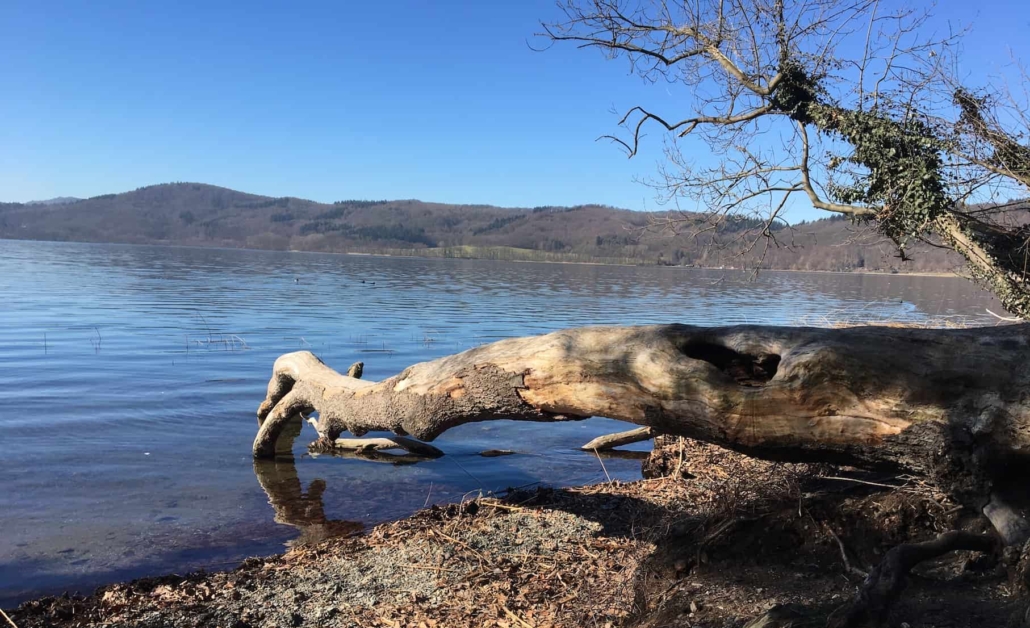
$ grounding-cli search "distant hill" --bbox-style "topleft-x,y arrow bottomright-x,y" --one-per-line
24,196 -> 81,206
0,182 -> 984,273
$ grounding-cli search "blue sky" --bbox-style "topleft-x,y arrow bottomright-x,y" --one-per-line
1,0 -> 1028,218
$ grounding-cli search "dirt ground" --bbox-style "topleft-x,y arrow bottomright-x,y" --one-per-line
8,440 -> 1028,628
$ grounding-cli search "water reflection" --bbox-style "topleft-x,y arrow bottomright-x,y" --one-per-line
594,449 -> 650,461
252,445 -> 651,545
249,417 -> 361,545
253,457 -> 364,547
0,240 -> 1006,604
317,449 -> 441,465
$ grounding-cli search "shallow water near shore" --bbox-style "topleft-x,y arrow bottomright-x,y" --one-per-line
0,239 -> 1005,606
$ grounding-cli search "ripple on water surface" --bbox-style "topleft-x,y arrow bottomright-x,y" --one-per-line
0,240 -> 1003,605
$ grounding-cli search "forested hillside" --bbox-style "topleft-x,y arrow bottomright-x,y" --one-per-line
0,182 -> 988,273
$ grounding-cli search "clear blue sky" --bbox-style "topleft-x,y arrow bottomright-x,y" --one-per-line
1,0 -> 1028,217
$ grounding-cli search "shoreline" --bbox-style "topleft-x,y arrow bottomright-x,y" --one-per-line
6,442 -> 1018,628
0,236 -> 964,278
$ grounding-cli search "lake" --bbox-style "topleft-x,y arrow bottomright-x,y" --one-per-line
0,239 -> 1006,606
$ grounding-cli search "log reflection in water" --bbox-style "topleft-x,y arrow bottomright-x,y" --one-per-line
253,417 -> 440,546
252,455 -> 364,547
593,449 -> 650,461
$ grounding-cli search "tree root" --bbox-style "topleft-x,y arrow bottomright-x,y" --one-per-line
827,530 -> 999,628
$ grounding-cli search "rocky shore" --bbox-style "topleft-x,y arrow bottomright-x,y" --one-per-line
7,441 -> 1023,628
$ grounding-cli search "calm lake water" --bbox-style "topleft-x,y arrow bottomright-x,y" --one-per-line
0,240 -> 1007,605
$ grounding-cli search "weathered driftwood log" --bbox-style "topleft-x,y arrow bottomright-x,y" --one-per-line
256,323 -> 1030,498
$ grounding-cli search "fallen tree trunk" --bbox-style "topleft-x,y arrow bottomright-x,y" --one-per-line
256,323 -> 1030,498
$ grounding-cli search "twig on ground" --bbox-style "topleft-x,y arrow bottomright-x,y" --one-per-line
703,517 -> 740,544
431,528 -> 489,564
674,437 -> 687,478
399,563 -> 461,573
503,606 -> 535,628
592,447 -> 613,485
823,523 -> 869,578
1,608 -> 19,628
479,499 -> 528,512
987,308 -> 1021,322
819,476 -> 909,490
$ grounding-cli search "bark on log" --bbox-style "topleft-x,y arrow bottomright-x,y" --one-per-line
255,323 -> 1030,497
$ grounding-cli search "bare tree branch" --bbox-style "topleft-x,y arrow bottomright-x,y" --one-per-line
543,0 -> 1030,318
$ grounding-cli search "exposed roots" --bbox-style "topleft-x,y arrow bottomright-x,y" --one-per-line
827,531 -> 999,627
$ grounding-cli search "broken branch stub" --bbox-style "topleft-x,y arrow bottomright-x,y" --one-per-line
581,426 -> 654,451
255,323 -> 1030,495
327,436 -> 444,458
